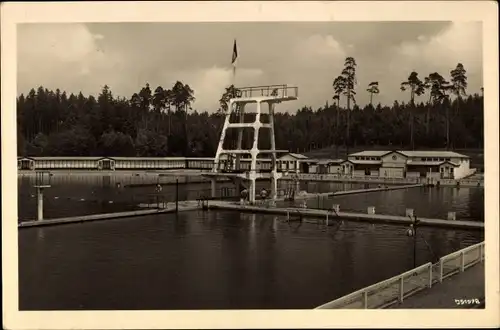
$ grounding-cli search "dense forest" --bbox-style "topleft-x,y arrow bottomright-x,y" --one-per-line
16,59 -> 483,158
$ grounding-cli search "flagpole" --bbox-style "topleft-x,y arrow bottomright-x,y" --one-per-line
231,39 -> 238,93
232,64 -> 236,87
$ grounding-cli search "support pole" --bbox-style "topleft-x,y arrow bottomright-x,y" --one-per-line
210,178 -> 217,198
249,178 -> 256,204
235,104 -> 246,172
413,216 -> 420,268
37,187 -> 44,221
268,102 -> 278,200
248,101 -> 262,205
176,179 -> 179,213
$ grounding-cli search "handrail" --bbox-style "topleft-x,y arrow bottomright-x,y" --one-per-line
237,84 -> 289,90
233,85 -> 299,99
316,241 -> 485,309
315,262 -> 432,309
442,241 -> 484,260
439,241 -> 485,281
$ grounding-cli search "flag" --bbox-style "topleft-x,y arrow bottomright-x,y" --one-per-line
231,39 -> 238,65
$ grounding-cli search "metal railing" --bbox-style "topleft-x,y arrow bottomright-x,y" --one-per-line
439,241 -> 485,280
235,85 -> 298,99
315,241 -> 485,309
283,173 -> 484,186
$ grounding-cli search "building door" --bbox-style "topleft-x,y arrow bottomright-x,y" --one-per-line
301,162 -> 309,174
102,159 -> 112,170
21,159 -> 33,170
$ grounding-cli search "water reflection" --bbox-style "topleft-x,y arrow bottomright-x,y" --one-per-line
19,173 -> 483,223
18,210 -> 483,310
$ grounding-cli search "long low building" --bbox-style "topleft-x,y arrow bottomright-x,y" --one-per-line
275,150 -> 476,180
17,156 -> 275,172
341,150 -> 474,180
17,150 -> 476,180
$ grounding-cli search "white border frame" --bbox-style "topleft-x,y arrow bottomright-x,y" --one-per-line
2,1 -> 498,329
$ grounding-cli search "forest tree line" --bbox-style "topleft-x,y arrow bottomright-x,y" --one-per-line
16,59 -> 484,158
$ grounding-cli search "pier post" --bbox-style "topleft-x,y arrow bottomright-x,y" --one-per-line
460,251 -> 465,272
413,217 -> 420,269
399,276 -> 404,302
271,173 -> 278,201
175,179 -> 179,212
37,187 -> 44,221
428,264 -> 433,288
34,171 -> 51,221
210,178 -> 217,198
439,260 -> 444,282
249,178 -> 256,204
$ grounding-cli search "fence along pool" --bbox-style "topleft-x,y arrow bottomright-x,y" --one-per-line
315,241 -> 485,309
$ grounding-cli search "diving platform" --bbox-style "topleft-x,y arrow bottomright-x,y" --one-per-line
216,149 -> 289,155
207,84 -> 299,204
233,84 -> 298,102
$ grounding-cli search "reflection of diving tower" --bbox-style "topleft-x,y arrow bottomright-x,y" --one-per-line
204,84 -> 298,204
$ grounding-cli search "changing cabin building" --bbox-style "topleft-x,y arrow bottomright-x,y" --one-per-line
276,153 -> 308,173
18,156 -> 202,171
341,150 -> 473,180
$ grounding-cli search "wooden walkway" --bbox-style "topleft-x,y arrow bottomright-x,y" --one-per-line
18,201 -> 201,228
207,201 -> 483,230
18,184 -> 482,230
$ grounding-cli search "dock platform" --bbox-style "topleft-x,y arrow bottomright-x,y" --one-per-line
18,201 -> 201,228
18,184 -> 482,230
207,201 -> 484,230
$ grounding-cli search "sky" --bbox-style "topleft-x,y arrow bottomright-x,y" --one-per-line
17,21 -> 483,112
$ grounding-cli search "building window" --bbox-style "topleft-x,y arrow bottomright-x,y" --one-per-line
445,158 -> 450,161
421,158 -> 426,161
355,157 -> 360,160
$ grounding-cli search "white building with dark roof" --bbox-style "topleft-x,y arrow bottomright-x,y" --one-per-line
277,152 -> 309,173
342,150 -> 473,179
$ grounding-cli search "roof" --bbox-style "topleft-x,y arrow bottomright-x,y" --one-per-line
407,160 -> 460,167
442,161 -> 459,167
317,159 -> 344,165
302,158 -> 319,163
110,157 -> 185,161
348,150 -> 469,159
349,151 -> 391,157
350,160 -> 383,165
341,159 -> 381,165
399,151 -> 469,158
28,156 -> 106,160
280,153 -> 308,159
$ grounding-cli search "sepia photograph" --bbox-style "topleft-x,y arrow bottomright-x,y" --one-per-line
2,1 -> 499,329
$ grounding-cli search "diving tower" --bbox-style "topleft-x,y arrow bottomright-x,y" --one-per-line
204,84 -> 299,204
